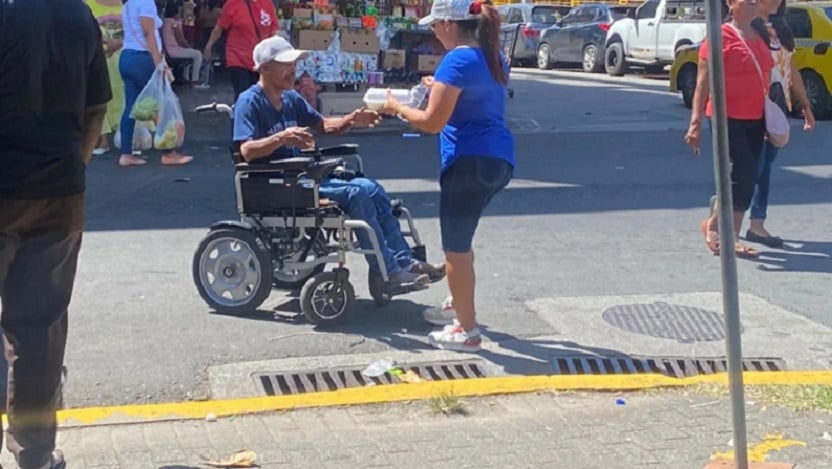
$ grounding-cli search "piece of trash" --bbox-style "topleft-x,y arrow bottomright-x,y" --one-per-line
398,370 -> 424,384
174,177 -> 190,183
205,413 -> 217,422
615,398 -> 626,406
362,359 -> 395,378
402,133 -> 421,138
822,431 -> 832,441
727,438 -> 734,447
202,449 -> 257,468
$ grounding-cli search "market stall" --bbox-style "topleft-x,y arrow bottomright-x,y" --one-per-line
279,0 -> 445,115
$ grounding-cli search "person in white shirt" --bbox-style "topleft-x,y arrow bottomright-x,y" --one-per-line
118,0 -> 192,167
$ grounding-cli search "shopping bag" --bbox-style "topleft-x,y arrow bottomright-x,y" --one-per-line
153,73 -> 186,150
130,63 -> 166,123
114,121 -> 154,151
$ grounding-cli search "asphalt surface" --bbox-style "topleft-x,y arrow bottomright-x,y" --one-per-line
39,67 -> 832,407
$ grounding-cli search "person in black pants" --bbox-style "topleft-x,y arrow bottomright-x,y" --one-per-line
0,0 -> 111,467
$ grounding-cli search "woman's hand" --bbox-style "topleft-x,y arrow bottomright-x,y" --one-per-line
379,89 -> 403,116
802,103 -> 816,131
684,120 -> 702,157
421,76 -> 435,88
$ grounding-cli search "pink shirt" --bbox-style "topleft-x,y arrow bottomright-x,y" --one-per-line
162,18 -> 185,54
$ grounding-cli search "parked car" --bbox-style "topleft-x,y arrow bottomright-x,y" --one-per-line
499,3 -> 567,66
669,2 -> 832,119
537,3 -> 638,72
603,0 -> 716,75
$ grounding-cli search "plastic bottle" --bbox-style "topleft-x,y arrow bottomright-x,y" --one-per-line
409,83 -> 429,109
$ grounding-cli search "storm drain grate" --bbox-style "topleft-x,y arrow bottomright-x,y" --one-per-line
254,359 -> 487,396
549,356 -> 785,379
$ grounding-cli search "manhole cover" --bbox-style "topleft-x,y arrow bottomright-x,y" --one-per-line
602,302 -> 736,343
549,356 -> 784,378
254,359 -> 487,396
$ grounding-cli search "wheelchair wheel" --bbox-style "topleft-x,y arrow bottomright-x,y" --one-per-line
368,272 -> 391,306
300,271 -> 355,327
272,231 -> 327,290
193,227 -> 272,316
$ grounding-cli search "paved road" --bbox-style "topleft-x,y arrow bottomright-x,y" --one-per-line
6,392 -> 830,468
48,67 -> 832,407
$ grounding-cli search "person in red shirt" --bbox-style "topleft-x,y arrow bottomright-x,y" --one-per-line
202,0 -> 278,100
684,0 -> 774,259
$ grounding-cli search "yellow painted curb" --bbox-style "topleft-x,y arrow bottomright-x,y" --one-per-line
37,370 -> 832,427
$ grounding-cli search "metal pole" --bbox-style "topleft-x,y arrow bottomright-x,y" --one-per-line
704,0 -> 749,467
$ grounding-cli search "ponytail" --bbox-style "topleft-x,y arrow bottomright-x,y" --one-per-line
457,0 -> 509,85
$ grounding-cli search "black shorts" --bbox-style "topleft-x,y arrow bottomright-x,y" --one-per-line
439,156 -> 512,253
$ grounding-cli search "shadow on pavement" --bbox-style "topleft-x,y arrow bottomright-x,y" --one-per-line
750,240 -> 832,274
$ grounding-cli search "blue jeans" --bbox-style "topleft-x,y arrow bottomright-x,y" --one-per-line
319,178 -> 410,276
119,49 -> 174,156
749,141 -> 779,221
346,177 -> 415,268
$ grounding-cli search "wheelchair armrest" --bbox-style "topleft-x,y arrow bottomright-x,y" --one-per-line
307,157 -> 345,180
235,156 -> 316,173
301,144 -> 359,158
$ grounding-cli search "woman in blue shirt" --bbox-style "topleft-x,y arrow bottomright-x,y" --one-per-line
381,0 -> 514,352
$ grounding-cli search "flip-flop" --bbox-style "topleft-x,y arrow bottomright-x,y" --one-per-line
734,243 -> 760,259
700,219 -> 720,255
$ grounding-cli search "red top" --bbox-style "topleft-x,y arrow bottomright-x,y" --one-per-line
699,23 -> 774,120
218,0 -> 279,71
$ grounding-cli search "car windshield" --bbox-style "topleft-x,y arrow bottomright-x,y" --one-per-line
532,6 -> 559,24
826,6 -> 832,20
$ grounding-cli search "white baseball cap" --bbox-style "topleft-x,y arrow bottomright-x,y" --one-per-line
419,0 -> 482,26
252,36 -> 310,71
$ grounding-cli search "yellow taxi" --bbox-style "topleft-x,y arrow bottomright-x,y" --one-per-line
669,1 -> 832,118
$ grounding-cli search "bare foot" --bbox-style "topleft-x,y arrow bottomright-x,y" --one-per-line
119,155 -> 147,166
161,153 -> 193,165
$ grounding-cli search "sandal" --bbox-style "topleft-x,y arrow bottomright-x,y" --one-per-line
734,243 -> 760,259
700,219 -> 720,255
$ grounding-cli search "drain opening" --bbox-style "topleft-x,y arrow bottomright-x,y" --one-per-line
254,359 -> 487,396
549,356 -> 784,379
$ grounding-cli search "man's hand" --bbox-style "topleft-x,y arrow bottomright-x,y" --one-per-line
277,126 -> 315,149
349,108 -> 381,128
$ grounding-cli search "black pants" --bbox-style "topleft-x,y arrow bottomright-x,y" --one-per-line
0,194 -> 84,468
229,67 -> 258,103
726,118 -> 765,212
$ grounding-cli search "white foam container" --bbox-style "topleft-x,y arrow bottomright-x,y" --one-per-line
363,88 -> 411,111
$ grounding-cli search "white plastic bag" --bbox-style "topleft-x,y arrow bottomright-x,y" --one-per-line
153,71 -> 186,150
114,121 -> 154,151
130,63 -> 167,123
764,97 -> 790,148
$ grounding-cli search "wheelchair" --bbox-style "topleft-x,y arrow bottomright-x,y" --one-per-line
191,103 -> 432,327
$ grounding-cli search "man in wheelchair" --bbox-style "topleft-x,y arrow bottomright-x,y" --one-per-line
232,36 -> 444,288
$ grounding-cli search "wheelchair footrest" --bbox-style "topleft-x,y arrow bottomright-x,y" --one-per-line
386,281 -> 429,297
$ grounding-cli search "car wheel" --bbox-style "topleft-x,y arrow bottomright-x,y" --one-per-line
679,63 -> 697,109
801,69 -> 831,119
537,44 -> 553,70
582,44 -> 602,73
604,42 -> 627,76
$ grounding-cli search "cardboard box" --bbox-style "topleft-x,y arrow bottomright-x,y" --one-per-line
340,29 -> 380,54
417,54 -> 442,72
298,29 -> 334,51
383,49 -> 406,69
318,92 -> 364,117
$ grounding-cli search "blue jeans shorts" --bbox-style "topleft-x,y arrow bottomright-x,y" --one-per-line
440,156 -> 512,253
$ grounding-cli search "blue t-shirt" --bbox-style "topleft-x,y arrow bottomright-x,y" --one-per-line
233,85 -> 323,160
433,47 -> 515,173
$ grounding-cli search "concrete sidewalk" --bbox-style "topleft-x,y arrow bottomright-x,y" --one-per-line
5,391 -> 830,469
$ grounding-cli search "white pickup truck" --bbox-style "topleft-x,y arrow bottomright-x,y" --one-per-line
603,0 -> 716,76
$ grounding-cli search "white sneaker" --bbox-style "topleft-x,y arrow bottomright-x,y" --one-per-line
423,296 -> 455,326
428,324 -> 482,352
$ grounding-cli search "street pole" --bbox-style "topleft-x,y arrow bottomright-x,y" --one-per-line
704,0 -> 749,467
